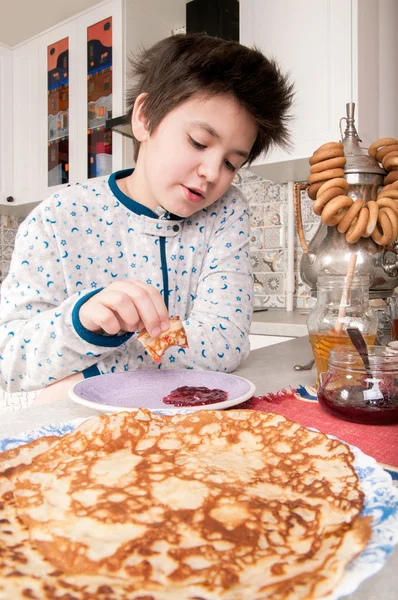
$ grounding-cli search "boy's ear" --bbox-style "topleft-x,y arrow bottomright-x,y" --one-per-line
131,93 -> 150,142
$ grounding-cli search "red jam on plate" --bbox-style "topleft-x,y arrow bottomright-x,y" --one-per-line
162,386 -> 228,407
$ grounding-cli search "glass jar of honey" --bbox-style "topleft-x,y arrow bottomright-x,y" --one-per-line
317,345 -> 398,424
307,275 -> 378,386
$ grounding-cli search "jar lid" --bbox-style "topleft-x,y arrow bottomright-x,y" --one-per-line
330,345 -> 398,372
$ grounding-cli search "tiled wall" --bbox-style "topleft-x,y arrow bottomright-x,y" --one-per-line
234,169 -> 316,310
0,176 -> 317,310
0,215 -> 22,285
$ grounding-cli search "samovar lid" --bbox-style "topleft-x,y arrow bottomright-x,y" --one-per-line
342,102 -> 386,176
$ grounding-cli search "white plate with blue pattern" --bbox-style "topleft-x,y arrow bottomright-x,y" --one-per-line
0,419 -> 397,599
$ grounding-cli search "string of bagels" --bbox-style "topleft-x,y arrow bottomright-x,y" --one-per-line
307,137 -> 398,245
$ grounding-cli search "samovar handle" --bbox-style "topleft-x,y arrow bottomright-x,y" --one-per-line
293,182 -> 309,253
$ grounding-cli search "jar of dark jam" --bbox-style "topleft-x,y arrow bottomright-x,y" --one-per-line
317,345 -> 398,424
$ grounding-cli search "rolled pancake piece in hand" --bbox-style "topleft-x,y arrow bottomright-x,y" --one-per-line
137,316 -> 188,363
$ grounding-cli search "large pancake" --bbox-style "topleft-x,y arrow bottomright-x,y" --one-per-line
0,409 -> 371,599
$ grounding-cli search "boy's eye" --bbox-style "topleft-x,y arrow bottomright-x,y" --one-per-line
224,159 -> 237,172
189,136 -> 206,150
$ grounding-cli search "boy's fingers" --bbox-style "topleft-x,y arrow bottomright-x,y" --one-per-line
130,281 -> 169,331
126,287 -> 165,336
85,304 -> 124,335
99,291 -> 141,332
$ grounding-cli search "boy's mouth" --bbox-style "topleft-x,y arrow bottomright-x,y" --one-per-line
188,187 -> 204,198
183,185 -> 206,203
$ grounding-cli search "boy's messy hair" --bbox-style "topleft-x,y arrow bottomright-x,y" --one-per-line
126,33 -> 294,163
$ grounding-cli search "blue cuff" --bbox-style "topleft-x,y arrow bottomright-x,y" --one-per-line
83,364 -> 101,378
72,288 -> 134,347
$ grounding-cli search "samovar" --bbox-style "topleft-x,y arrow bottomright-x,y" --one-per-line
297,103 -> 398,299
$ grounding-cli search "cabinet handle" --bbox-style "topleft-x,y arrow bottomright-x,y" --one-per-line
6,196 -> 14,203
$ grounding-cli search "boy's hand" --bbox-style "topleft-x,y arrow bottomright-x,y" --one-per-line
78,280 -> 169,338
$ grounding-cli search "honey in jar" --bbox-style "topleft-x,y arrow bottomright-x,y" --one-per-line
307,275 -> 378,386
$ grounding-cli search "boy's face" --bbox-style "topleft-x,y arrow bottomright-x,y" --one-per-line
135,93 -> 258,217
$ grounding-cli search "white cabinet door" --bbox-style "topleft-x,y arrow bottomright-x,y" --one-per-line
0,45 -> 13,206
12,39 -> 40,205
240,0 -> 395,183
240,0 -> 352,182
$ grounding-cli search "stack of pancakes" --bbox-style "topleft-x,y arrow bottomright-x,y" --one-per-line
0,409 -> 371,599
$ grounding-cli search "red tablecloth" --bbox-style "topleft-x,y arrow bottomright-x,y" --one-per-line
240,386 -> 398,475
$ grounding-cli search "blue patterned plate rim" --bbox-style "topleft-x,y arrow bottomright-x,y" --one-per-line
0,417 -> 397,600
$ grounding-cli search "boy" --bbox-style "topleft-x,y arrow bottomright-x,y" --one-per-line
0,33 -> 293,394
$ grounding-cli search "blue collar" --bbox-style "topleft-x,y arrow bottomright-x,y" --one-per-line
108,169 -> 183,220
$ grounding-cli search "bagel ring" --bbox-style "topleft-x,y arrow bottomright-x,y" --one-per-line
310,156 -> 346,174
377,189 -> 398,201
309,146 -> 344,166
307,181 -> 326,200
372,210 -> 394,245
364,200 -> 379,237
321,195 -> 353,226
368,137 -> 398,158
313,187 -> 347,215
313,141 -> 343,154
384,171 -> 398,185
317,177 -> 349,197
377,198 -> 398,214
346,207 -> 370,244
308,168 -> 345,185
383,181 -> 398,192
383,154 -> 398,170
375,144 -> 398,163
337,199 -> 364,233
380,207 -> 398,242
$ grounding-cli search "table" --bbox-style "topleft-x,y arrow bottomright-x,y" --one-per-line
1,336 -> 397,599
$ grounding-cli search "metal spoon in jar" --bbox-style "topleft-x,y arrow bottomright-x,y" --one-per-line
346,327 -> 383,403
346,327 -> 372,375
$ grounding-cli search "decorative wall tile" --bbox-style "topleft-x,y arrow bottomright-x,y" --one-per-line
253,273 -> 265,295
249,204 -> 265,228
264,203 -> 283,226
2,246 -> 14,261
250,251 -> 263,272
296,278 -> 315,308
264,273 -> 284,294
236,168 -> 263,183
1,229 -> 17,245
2,261 -> 10,277
264,227 -> 283,249
263,295 -> 286,308
254,295 -> 267,309
249,227 -> 264,250
240,180 -> 265,205
262,249 -> 285,272
264,182 -> 285,203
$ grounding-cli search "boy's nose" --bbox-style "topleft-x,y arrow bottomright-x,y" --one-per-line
197,159 -> 221,182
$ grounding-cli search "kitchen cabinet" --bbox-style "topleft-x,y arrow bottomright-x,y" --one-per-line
240,0 -> 398,183
0,44 -> 13,205
12,38 -> 40,207
9,0 -> 170,207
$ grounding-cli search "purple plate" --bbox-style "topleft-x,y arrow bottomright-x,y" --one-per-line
69,370 -> 256,414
